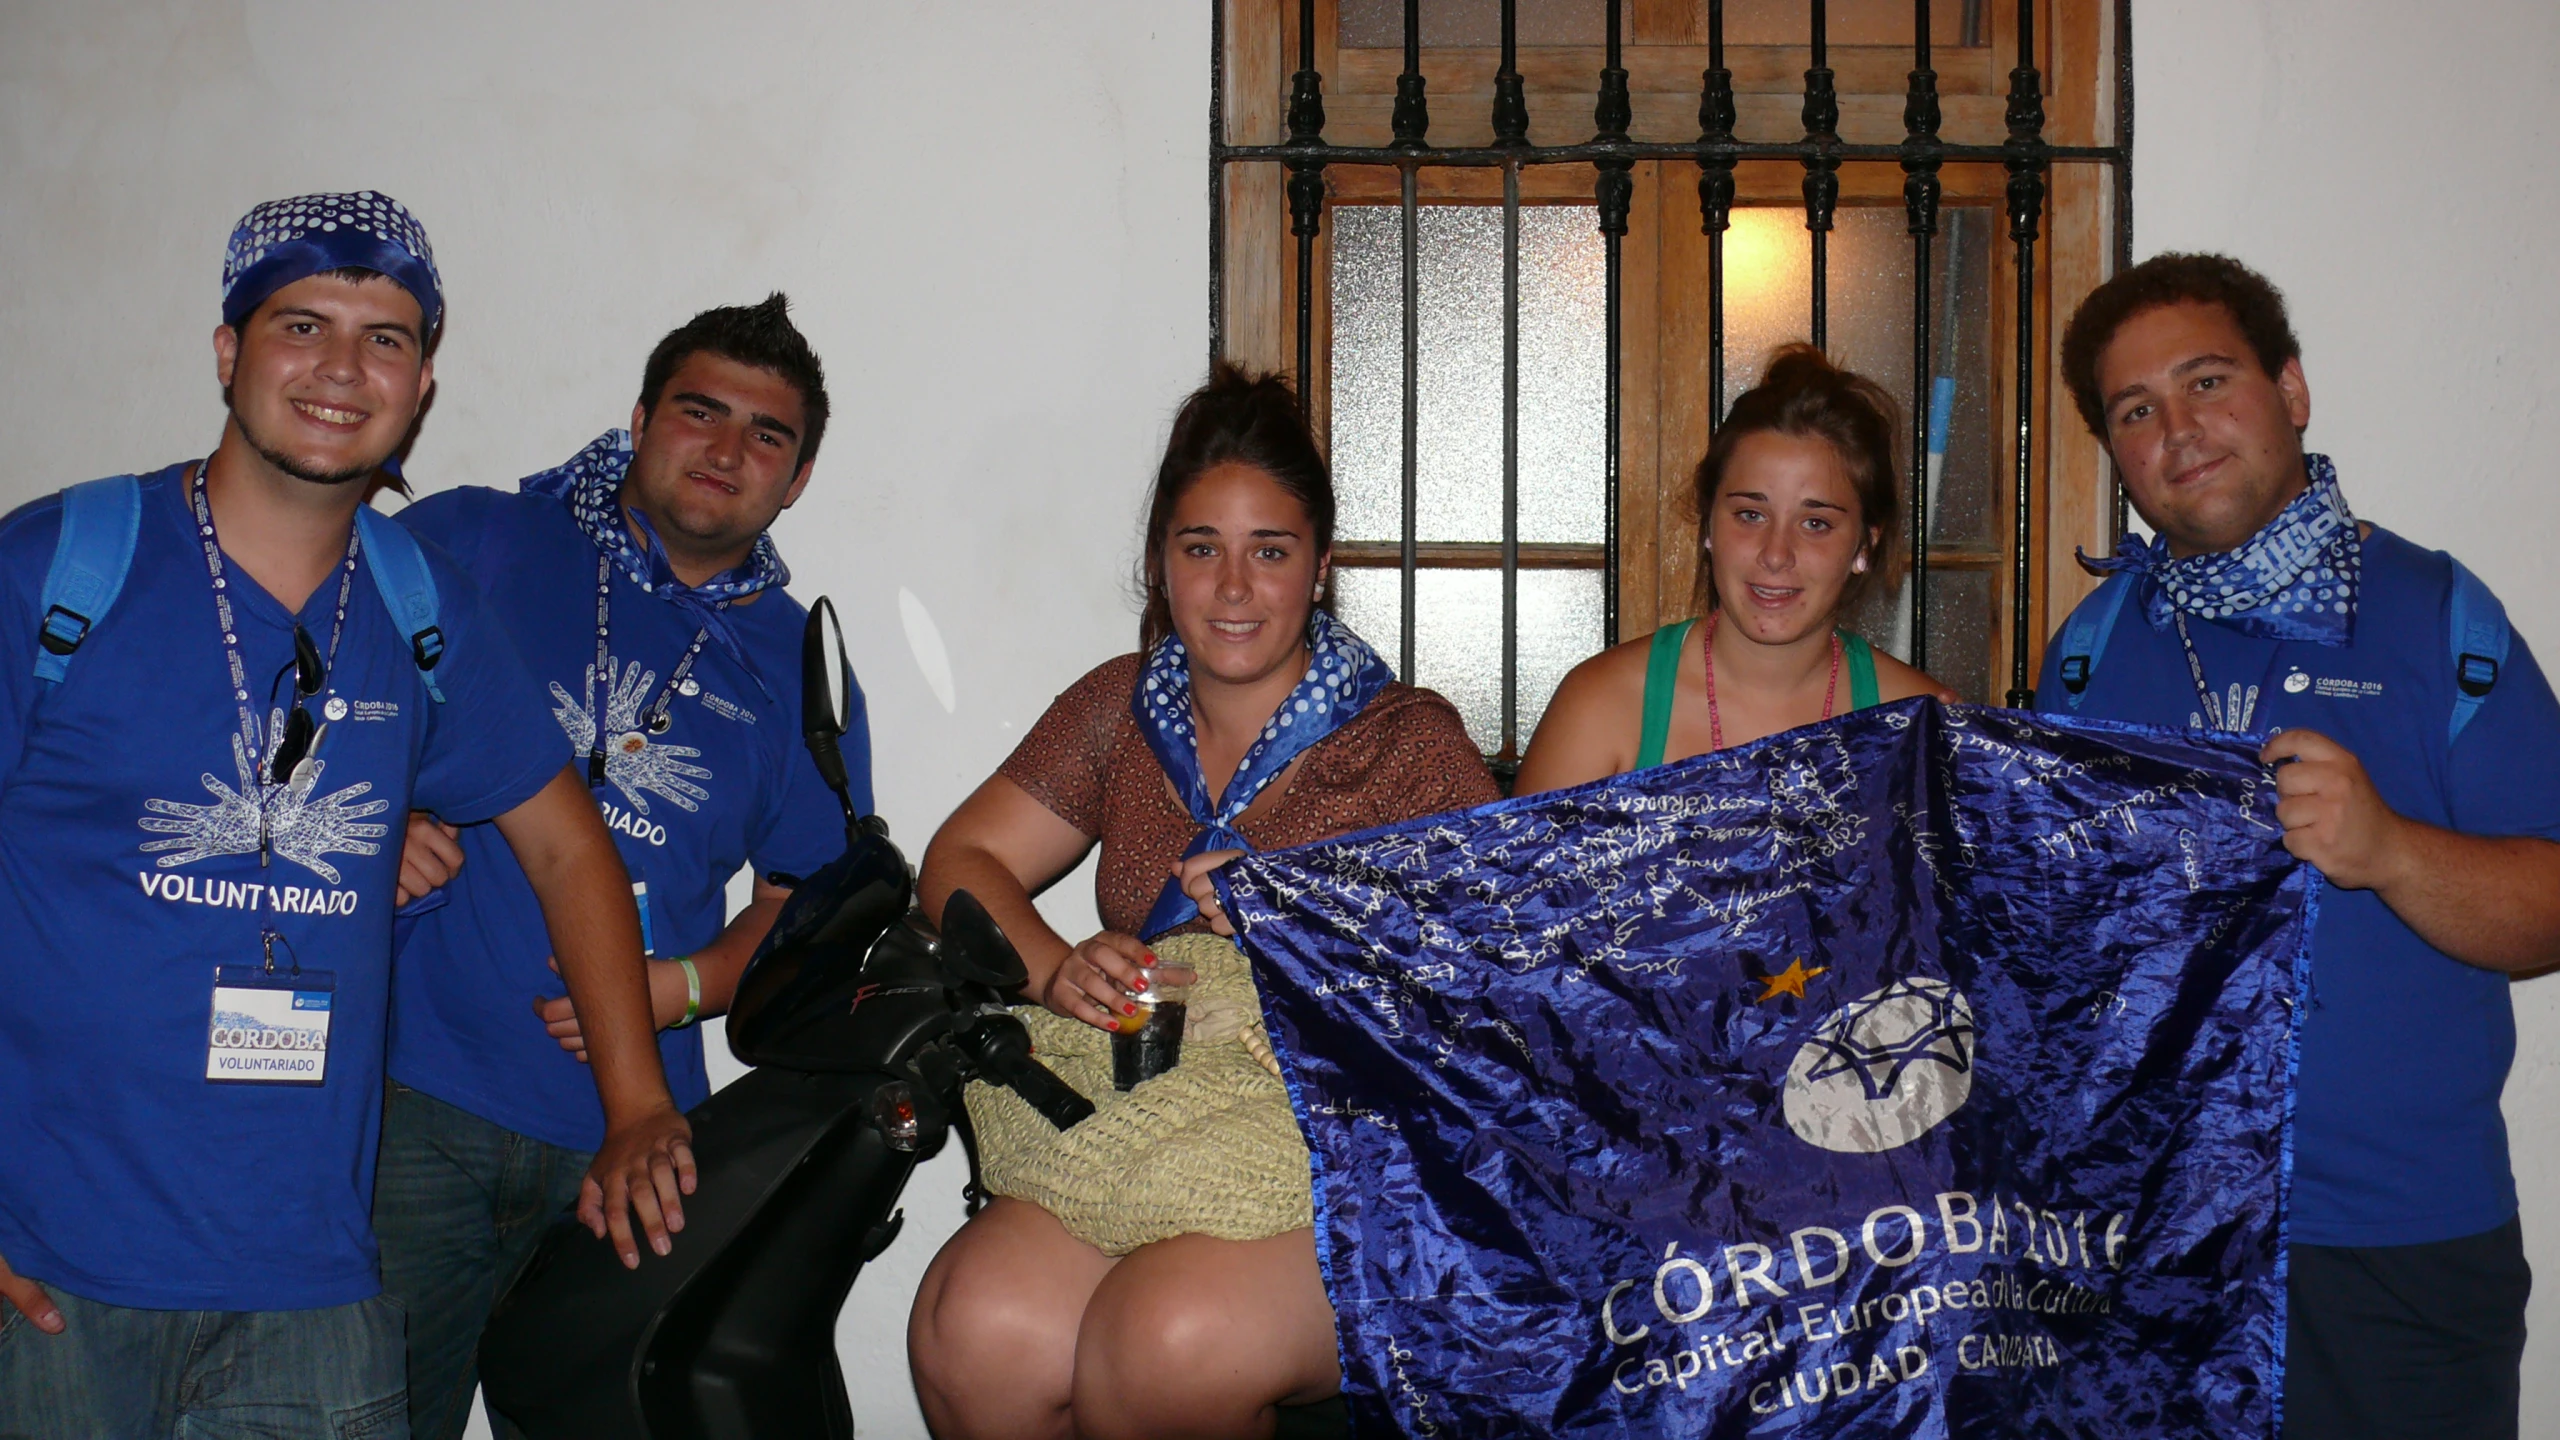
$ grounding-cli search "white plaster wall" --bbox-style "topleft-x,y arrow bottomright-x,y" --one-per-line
2132,3 -> 2560,1429
6,1 -> 2557,1435
0,3 -> 1197,1435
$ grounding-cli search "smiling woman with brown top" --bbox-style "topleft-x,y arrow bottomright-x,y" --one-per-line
907,367 -> 1495,1440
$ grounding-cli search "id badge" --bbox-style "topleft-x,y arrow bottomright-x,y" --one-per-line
633,880 -> 657,957
207,966 -> 335,1085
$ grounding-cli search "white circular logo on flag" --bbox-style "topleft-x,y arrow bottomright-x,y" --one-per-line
1783,977 -> 1977,1154
2283,670 -> 2311,694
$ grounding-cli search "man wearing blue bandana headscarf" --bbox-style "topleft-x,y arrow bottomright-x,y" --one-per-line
0,194 -> 697,1438
2045,253 -> 2560,1440
373,294 -> 867,1440
223,190 -> 447,341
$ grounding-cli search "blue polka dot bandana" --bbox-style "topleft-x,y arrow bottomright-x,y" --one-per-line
2087,453 -> 2360,646
1131,608 -> 1397,939
221,191 -> 443,335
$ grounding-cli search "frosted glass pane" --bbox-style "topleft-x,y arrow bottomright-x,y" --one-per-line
1928,209 -> 2000,551
1332,568 -> 1604,753
1868,566 -> 1993,704
1330,205 -> 1605,546
1715,205 -> 1997,551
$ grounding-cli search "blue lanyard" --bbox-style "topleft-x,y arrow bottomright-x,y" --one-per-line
585,549 -> 712,787
188,461 -> 360,857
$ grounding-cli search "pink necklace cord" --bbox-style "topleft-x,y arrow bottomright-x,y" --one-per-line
1701,610 -> 1841,753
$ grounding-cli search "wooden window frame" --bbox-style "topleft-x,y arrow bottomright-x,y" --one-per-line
1217,0 -> 2127,736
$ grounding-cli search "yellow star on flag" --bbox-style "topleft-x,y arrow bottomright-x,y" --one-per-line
1754,958 -> 1828,1002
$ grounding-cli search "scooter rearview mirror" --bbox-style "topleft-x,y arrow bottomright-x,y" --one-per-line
938,890 -> 1028,992
802,597 -> 866,840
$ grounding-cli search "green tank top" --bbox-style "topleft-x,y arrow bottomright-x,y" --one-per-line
1634,616 -> 1879,770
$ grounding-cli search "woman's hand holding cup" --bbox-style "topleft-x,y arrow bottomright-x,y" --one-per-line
1042,931 -> 1197,1033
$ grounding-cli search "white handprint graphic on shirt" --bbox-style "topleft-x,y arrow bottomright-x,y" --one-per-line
138,712 -> 392,884
552,656 -> 713,816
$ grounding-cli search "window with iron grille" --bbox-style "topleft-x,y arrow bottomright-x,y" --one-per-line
1212,0 -> 2131,767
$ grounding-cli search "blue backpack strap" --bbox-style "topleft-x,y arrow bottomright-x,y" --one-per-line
353,506 -> 448,703
33,475 -> 143,685
2445,558 -> 2509,745
2054,572 -> 2134,711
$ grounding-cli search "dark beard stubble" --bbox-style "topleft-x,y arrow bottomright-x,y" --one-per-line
229,395 -> 389,487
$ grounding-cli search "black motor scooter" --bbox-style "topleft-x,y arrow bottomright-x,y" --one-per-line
476,600 -> 1093,1439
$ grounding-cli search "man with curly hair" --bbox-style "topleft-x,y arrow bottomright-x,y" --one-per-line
2046,252 -> 2560,1439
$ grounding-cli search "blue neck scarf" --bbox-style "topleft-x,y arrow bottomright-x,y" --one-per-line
519,429 -> 790,670
1132,608 -> 1397,939
2084,453 -> 2360,646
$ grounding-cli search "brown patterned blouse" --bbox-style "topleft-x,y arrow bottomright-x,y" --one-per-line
999,652 -> 1501,937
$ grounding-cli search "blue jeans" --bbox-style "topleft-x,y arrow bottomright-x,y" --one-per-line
0,1287 -> 405,1439
372,1080 -> 591,1440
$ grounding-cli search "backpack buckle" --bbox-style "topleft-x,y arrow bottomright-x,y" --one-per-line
2059,654 -> 2092,694
2457,652 -> 2499,698
38,604 -> 92,657
411,625 -> 446,672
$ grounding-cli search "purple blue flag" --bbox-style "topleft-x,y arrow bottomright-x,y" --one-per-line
1222,701 -> 2313,1438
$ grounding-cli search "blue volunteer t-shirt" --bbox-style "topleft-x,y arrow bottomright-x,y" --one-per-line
388,485 -> 865,1152
0,463 -> 568,1311
2039,524 -> 2560,1247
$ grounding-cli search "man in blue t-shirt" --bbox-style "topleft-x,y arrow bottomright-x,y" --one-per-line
0,194 -> 696,1438
376,293 -> 869,1440
2044,253 -> 2560,1439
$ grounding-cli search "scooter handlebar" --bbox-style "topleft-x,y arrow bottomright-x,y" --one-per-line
1004,1057 -> 1097,1131
954,1010 -> 1095,1131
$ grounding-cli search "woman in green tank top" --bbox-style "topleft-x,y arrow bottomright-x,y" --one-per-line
1515,346 -> 1958,795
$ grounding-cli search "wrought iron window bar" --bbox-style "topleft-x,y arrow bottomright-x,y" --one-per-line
1210,0 -> 2135,756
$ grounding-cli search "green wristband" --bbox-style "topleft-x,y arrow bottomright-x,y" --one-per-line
669,956 -> 701,1029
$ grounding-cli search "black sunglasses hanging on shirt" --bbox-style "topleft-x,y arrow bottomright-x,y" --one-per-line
268,624 -> 327,784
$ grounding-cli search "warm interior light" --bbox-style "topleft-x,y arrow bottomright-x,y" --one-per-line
1717,208 -> 1817,391
1720,208 -> 1799,293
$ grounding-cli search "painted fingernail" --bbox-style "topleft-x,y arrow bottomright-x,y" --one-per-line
1123,1003 -> 1139,1016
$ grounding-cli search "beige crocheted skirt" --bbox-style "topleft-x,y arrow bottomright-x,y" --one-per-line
963,933 -> 1313,1256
